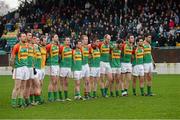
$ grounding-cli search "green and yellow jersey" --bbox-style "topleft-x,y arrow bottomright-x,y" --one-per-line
132,47 -> 144,65
110,48 -> 121,68
121,42 -> 133,63
99,42 -> 110,62
59,45 -> 72,68
143,43 -> 153,63
89,47 -> 101,68
11,43 -> 28,68
72,49 -> 82,71
46,43 -> 59,66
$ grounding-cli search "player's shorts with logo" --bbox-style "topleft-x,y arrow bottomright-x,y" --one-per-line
59,67 -> 72,77
90,67 -> 100,77
121,63 -> 132,73
12,66 -> 29,80
82,64 -> 90,77
132,65 -> 144,76
100,61 -> 112,74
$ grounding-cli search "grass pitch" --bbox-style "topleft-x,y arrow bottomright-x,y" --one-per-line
0,75 -> 180,119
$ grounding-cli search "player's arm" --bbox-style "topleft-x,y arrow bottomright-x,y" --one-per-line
72,49 -> 76,64
88,44 -> 92,58
131,48 -> 136,62
10,44 -> 19,67
46,43 -> 51,58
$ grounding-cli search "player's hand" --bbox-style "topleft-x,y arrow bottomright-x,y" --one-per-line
33,68 -> 37,75
153,63 -> 156,69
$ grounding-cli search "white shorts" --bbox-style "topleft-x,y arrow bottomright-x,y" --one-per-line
41,69 -> 45,80
12,66 -> 29,80
73,71 -> 82,80
90,67 -> 100,77
144,63 -> 153,73
133,65 -> 144,76
59,67 -> 71,77
34,69 -> 43,80
121,63 -> 132,73
112,68 -> 121,74
50,65 -> 59,76
100,61 -> 112,74
82,64 -> 90,77
27,67 -> 34,79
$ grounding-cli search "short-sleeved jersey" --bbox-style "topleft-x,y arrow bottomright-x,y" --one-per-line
11,43 -> 28,68
46,43 -> 59,66
59,45 -> 72,68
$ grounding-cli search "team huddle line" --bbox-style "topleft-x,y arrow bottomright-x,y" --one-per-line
10,33 -> 154,108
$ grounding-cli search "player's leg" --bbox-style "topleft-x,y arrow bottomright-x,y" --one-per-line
100,73 -> 105,97
64,76 -> 71,101
110,72 -> 115,97
115,73 -> 121,97
11,79 -> 21,107
92,68 -> 100,98
33,70 -> 42,104
139,65 -> 145,96
90,76 -> 94,97
24,79 -> 31,106
30,79 -> 35,103
25,67 -> 34,106
59,76 -> 64,100
19,80 -> 26,107
74,71 -> 84,100
82,65 -> 91,99
84,76 -> 91,99
104,64 -> 112,97
100,62 -> 105,97
147,72 -> 152,95
139,75 -> 144,96
74,80 -> 81,99
144,63 -> 153,96
132,66 -> 137,96
121,73 -> 126,96
121,63 -> 127,96
132,76 -> 137,96
52,75 -> 58,101
92,76 -> 98,98
48,67 -> 54,101
124,63 -> 132,95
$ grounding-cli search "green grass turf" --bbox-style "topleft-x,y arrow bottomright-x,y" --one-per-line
0,75 -> 180,119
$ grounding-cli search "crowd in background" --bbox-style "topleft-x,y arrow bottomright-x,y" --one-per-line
0,0 -> 179,50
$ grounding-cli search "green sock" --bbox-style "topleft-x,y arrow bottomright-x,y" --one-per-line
30,95 -> 34,103
110,91 -> 114,97
121,90 -> 124,93
11,99 -> 16,107
115,90 -> 119,97
88,92 -> 91,97
100,88 -> 105,96
18,98 -> 24,106
140,87 -> 144,96
104,88 -> 108,95
147,86 -> 152,95
48,92 -> 53,101
75,91 -> 80,96
125,89 -> 128,94
53,92 -> 58,101
35,95 -> 38,102
22,98 -> 25,106
93,91 -> 96,97
133,88 -> 136,95
59,91 -> 63,99
25,98 -> 30,105
64,91 -> 68,99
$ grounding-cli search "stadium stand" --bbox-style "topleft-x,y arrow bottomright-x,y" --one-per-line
0,0 -> 179,53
